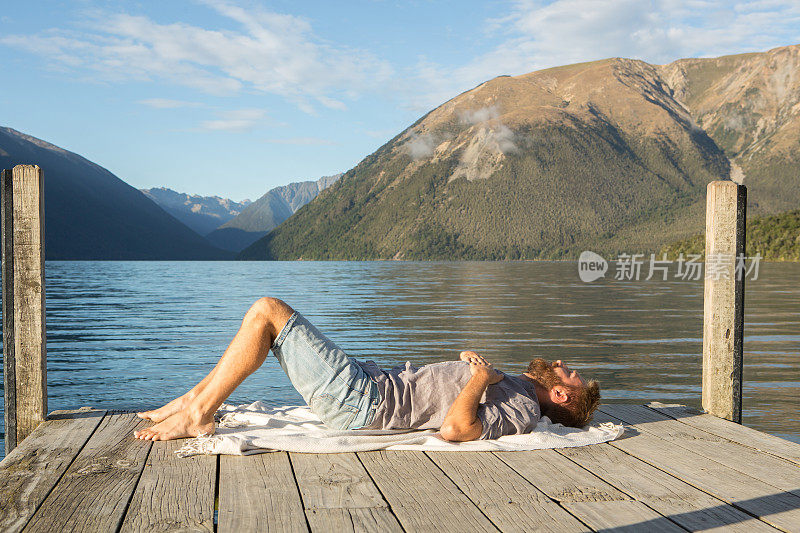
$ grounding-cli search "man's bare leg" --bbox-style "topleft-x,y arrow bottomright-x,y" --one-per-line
137,360 -> 221,422
133,297 -> 294,441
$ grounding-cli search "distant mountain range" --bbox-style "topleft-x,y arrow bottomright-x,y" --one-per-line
0,123 -> 341,259
205,174 -> 341,252
140,187 -> 252,236
0,127 -> 230,260
240,44 -> 800,260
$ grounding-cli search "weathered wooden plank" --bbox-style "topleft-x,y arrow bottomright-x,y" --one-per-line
558,443 -> 779,532
493,449 -> 689,531
427,451 -> 589,533
290,452 -> 387,510
11,402 -> 800,533
648,403 -> 800,465
289,453 -> 401,532
602,410 -> 800,532
2,165 -> 47,453
1,168 -> 17,454
119,439 -> 216,532
24,413 -> 152,532
358,450 -> 497,532
562,501 -> 685,532
218,452 -> 307,533
0,409 -> 106,532
304,508 -> 401,533
493,449 -> 630,503
703,180 -> 747,422
600,405 -> 800,498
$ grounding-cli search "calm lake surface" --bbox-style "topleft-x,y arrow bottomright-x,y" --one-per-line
1,260 -> 799,453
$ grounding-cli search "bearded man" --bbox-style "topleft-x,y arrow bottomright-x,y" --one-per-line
134,298 -> 601,442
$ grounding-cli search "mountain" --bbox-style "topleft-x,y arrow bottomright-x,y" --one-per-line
240,44 -> 800,261
240,57 -> 734,259
661,209 -> 800,261
0,127 -> 231,260
140,187 -> 251,236
658,44 -> 800,213
206,174 -> 341,252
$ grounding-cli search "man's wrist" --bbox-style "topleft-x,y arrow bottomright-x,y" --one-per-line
469,372 -> 492,387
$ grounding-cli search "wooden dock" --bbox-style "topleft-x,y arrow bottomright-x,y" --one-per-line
3,402 -> 800,532
2,170 -> 795,531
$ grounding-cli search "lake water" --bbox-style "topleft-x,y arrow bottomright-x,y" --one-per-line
1,260 -> 799,454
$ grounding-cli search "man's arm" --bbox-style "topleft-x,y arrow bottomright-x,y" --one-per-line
440,352 -> 503,442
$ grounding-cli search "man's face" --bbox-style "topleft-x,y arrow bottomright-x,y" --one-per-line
552,360 -> 586,388
528,358 -> 585,389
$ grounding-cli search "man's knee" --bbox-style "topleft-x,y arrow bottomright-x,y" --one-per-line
246,297 -> 294,334
248,297 -> 290,319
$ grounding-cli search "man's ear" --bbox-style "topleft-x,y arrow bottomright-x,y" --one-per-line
549,385 -> 570,405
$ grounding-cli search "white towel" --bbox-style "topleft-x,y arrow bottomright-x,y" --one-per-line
174,401 -> 624,457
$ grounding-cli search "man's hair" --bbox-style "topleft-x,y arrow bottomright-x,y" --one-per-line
546,380 -> 601,428
527,359 -> 601,428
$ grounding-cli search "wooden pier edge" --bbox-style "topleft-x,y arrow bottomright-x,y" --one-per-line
4,405 -> 800,532
1,165 -> 47,455
702,180 -> 746,423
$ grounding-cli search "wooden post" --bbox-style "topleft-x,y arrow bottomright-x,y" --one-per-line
702,180 -> 746,423
2,165 -> 47,454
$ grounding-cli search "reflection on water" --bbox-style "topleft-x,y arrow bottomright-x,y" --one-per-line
1,260 -> 798,451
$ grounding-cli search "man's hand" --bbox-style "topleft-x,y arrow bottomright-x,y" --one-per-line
459,350 -> 479,362
460,351 -> 504,385
440,352 -> 503,442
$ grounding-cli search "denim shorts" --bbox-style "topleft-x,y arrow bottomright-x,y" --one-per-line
270,311 -> 382,430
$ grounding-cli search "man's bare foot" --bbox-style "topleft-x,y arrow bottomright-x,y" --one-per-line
133,408 -> 215,441
137,392 -> 195,423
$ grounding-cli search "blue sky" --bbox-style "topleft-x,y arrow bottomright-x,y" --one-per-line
1,1 -> 799,201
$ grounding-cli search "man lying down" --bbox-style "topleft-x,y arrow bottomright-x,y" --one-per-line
134,298 -> 601,442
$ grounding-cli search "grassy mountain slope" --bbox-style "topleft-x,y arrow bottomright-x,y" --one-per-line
207,174 -> 341,252
659,44 -> 800,213
0,127 -> 231,260
661,210 -> 800,261
241,57 -> 730,260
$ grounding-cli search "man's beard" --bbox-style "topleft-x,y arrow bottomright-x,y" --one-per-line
527,358 -> 565,390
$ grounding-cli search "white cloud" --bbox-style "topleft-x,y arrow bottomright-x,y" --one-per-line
408,0 -> 800,110
499,0 -> 800,65
402,105 -> 519,161
138,98 -> 201,109
459,105 -> 501,125
3,0 -> 797,118
404,131 -> 438,159
459,106 -> 519,154
0,1 -> 392,112
492,124 -> 519,154
199,108 -> 268,132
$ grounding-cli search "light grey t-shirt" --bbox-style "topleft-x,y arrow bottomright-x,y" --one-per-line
355,360 -> 541,440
